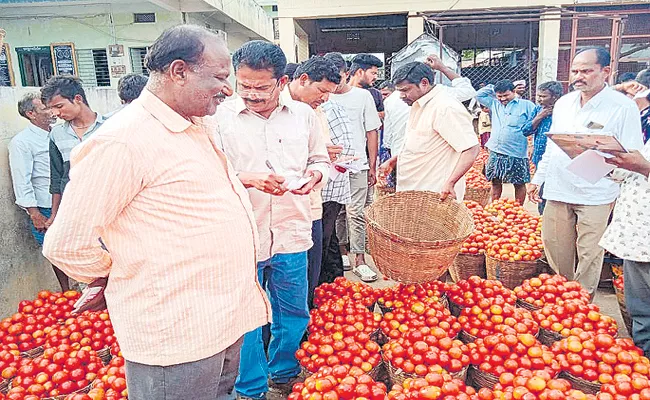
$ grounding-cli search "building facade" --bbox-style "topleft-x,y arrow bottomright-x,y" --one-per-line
0,0 -> 274,88
274,0 -> 650,90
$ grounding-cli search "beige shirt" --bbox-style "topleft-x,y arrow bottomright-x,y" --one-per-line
478,111 -> 491,135
397,85 -> 479,199
42,89 -> 270,366
215,96 -> 329,261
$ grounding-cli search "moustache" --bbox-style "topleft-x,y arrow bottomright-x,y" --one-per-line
572,80 -> 586,85
242,98 -> 265,104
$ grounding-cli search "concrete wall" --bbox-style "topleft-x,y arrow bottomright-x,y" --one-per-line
0,86 -> 120,318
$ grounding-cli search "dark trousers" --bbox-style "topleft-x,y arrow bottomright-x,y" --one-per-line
126,337 -> 243,400
320,202 -> 344,285
307,219 -> 323,307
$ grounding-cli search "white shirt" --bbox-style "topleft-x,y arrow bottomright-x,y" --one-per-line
532,86 -> 644,205
383,91 -> 411,155
599,141 -> 650,262
8,123 -> 53,209
329,87 -> 382,170
214,96 -> 330,261
387,77 -> 477,156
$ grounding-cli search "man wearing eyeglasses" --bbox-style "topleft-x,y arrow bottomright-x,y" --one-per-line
214,41 -> 329,400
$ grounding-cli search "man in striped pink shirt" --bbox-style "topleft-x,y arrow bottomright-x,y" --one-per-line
43,26 -> 270,400
215,41 -> 329,399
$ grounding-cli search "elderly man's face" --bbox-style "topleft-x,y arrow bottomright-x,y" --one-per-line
570,50 -> 610,95
183,41 -> 232,117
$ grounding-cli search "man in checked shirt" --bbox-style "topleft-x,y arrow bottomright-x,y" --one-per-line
282,56 -> 356,297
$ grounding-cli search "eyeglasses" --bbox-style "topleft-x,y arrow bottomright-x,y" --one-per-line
236,79 -> 280,100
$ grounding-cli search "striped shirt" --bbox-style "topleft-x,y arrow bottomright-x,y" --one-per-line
321,101 -> 354,205
42,89 -> 270,366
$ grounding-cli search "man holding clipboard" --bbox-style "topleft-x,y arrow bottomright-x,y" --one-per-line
527,47 -> 643,299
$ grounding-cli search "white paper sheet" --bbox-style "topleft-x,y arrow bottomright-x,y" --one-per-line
284,176 -> 312,191
566,149 -> 616,184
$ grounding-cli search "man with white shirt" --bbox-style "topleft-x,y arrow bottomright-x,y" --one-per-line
528,47 -> 643,298
324,52 -> 381,282
8,93 -> 66,290
215,41 -> 329,399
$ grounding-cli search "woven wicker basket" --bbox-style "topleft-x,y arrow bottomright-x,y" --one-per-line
485,256 -> 540,290
614,285 -> 633,335
467,365 -> 500,390
20,346 -> 44,359
559,371 -> 601,395
449,253 -> 486,282
448,298 -> 465,317
366,191 -> 474,284
386,362 -> 467,386
538,328 -> 564,346
515,298 -> 541,311
98,347 -> 112,365
458,330 -> 479,344
0,379 -> 9,394
463,187 -> 491,207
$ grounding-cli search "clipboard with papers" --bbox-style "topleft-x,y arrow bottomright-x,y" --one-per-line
546,133 -> 628,185
546,133 -> 628,159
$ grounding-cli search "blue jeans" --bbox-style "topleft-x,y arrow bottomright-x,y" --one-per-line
29,207 -> 51,246
624,259 -> 650,359
235,252 -> 309,399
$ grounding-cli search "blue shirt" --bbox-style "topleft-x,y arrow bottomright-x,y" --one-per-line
477,85 -> 537,159
523,105 -> 553,166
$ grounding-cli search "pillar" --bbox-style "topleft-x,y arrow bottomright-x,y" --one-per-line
407,12 -> 424,44
278,17 -> 297,63
537,9 -> 561,84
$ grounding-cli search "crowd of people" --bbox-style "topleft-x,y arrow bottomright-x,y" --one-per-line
5,23 -> 650,399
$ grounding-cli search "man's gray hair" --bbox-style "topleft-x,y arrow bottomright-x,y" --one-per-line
18,92 -> 40,120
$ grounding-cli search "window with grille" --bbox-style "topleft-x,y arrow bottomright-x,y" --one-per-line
130,47 -> 149,76
134,13 -> 156,23
76,49 -> 110,87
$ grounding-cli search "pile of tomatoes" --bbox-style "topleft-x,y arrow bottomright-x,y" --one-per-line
0,345 -> 28,383
314,277 -> 378,309
468,333 -> 560,378
45,311 -> 116,352
382,329 -> 470,376
552,333 -> 650,384
458,302 -> 539,339
482,200 -> 544,262
466,169 -> 491,189
491,369 -> 595,400
92,356 -> 128,400
533,303 -> 618,338
296,331 -> 382,374
380,303 -> 460,341
387,373 -> 479,400
514,274 -> 590,308
7,344 -> 103,398
376,282 -> 449,312
448,277 -> 517,311
289,365 -> 387,400
309,298 -> 381,338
